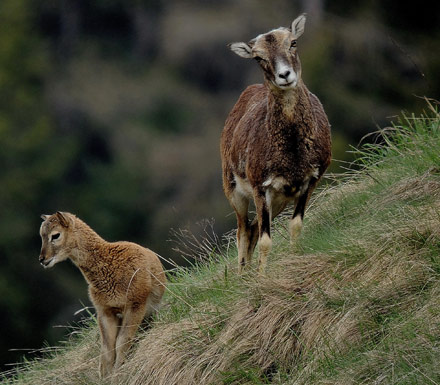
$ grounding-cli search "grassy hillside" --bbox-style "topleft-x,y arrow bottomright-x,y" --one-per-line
3,102 -> 440,384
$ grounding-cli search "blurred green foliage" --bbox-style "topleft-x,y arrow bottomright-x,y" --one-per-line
0,0 -> 439,370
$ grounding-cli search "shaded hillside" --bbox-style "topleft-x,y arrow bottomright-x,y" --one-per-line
2,0 -> 440,367
3,103 -> 440,384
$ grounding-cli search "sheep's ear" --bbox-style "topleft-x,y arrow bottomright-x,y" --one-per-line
228,42 -> 253,58
56,211 -> 70,228
41,214 -> 49,221
291,13 -> 306,39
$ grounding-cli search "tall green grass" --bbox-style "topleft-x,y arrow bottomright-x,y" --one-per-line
2,102 -> 440,384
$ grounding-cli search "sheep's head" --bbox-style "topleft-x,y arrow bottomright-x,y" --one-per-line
229,14 -> 306,90
39,211 -> 73,268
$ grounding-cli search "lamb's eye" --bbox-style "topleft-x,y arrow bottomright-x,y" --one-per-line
290,40 -> 297,48
51,233 -> 60,241
255,56 -> 266,63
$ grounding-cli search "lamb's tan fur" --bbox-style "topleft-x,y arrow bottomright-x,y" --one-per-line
221,14 -> 331,273
39,211 -> 166,378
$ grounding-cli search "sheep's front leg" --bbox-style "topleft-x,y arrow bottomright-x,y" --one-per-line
290,180 -> 317,243
114,303 -> 147,370
255,193 -> 272,274
97,307 -> 120,378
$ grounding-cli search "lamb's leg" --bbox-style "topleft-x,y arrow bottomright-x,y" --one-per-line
114,303 -> 146,370
97,307 -> 120,378
230,191 -> 251,273
254,193 -> 272,274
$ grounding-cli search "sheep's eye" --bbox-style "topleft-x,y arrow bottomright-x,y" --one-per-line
51,233 -> 60,241
255,56 -> 265,63
290,40 -> 297,48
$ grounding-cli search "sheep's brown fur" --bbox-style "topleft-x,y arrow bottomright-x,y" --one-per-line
221,14 -> 331,273
39,211 -> 166,378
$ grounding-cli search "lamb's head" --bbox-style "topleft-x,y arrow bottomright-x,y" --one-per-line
229,14 -> 306,90
39,211 -> 75,268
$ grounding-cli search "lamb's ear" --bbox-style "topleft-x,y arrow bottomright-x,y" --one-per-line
228,42 -> 253,58
41,214 -> 49,221
56,211 -> 70,228
291,13 -> 306,39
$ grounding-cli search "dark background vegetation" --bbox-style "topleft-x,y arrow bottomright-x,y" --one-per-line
0,0 -> 438,369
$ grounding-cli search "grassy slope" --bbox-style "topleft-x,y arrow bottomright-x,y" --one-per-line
3,104 -> 440,384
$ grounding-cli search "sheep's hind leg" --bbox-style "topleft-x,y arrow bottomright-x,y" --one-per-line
254,193 -> 272,274
231,190 -> 252,273
247,218 -> 259,261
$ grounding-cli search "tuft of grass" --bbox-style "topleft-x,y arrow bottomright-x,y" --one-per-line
1,316 -> 101,385
2,101 -> 440,384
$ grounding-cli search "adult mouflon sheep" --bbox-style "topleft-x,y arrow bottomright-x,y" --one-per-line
39,211 -> 166,377
221,14 -> 331,273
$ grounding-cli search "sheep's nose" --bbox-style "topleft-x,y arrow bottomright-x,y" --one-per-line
278,70 -> 291,79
